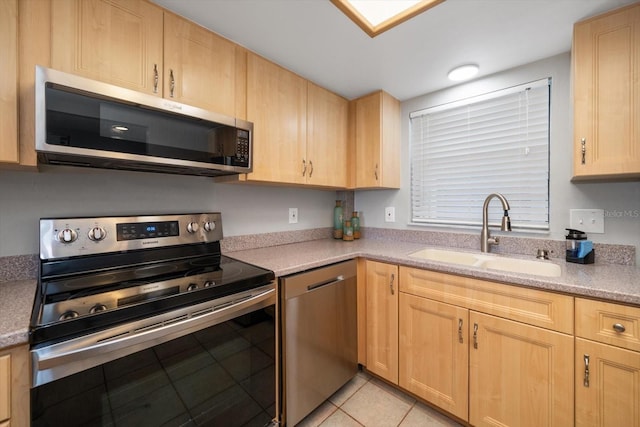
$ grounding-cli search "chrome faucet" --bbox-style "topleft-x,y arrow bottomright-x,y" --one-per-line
481,193 -> 512,252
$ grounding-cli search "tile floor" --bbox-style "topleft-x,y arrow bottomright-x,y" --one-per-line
296,370 -> 464,427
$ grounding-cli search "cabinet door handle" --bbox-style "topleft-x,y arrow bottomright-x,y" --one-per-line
613,323 -> 626,333
309,160 -> 313,178
389,273 -> 395,295
583,354 -> 590,387
302,159 -> 307,177
374,163 -> 379,181
169,69 -> 175,98
458,318 -> 464,343
581,138 -> 586,165
473,323 -> 478,349
153,64 -> 159,94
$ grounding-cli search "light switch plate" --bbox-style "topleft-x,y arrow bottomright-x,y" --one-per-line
569,209 -> 604,233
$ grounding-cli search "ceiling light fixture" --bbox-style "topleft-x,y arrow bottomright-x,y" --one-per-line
331,0 -> 446,37
447,64 -> 479,81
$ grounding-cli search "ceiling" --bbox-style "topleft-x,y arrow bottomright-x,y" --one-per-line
152,0 -> 637,101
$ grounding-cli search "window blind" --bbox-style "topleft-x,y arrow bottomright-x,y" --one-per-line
410,78 -> 550,230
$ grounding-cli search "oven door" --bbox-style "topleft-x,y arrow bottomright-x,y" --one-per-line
31,284 -> 278,427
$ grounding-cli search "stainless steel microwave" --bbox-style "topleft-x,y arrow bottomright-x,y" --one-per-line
35,66 -> 253,177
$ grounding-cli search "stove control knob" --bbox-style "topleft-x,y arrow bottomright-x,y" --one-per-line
203,221 -> 216,232
187,283 -> 198,291
204,280 -> 215,288
187,222 -> 199,233
57,228 -> 78,244
89,304 -> 108,314
59,310 -> 79,321
88,226 -> 106,241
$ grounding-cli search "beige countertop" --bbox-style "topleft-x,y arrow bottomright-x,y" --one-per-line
2,238 -> 639,350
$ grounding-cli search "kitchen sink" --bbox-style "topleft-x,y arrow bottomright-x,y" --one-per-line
409,248 -> 562,277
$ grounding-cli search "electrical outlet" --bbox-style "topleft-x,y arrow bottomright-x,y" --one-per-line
385,207 -> 395,222
288,208 -> 298,224
569,209 -> 604,233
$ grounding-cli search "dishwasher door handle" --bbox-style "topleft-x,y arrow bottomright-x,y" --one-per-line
307,275 -> 346,292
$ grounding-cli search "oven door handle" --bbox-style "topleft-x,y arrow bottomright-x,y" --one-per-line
32,286 -> 275,386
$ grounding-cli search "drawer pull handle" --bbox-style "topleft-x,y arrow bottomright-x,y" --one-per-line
458,318 -> 463,343
583,354 -> 590,387
613,323 -> 626,333
473,323 -> 478,349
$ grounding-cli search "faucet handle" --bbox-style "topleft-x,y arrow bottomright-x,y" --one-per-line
488,236 -> 499,246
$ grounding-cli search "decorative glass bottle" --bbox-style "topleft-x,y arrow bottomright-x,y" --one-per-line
342,220 -> 354,241
333,200 -> 343,239
351,211 -> 361,239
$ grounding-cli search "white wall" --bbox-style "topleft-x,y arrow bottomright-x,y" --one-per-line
0,166 -> 335,257
356,52 -> 640,260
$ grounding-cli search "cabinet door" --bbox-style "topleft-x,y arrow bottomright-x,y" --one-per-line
164,12 -> 238,116
399,294 -> 468,421
246,53 -> 307,185
0,0 -> 18,164
469,312 -> 573,427
306,83 -> 348,187
0,354 -> 8,423
575,338 -> 640,427
573,3 -> 640,179
51,0 -> 163,95
365,261 -> 399,383
354,91 -> 400,189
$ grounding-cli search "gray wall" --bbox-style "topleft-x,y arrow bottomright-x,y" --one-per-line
356,52 -> 640,262
0,166 -> 335,257
1,52 -> 638,263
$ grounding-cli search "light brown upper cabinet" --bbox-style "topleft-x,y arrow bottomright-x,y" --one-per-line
353,90 -> 401,189
51,1 -> 242,117
163,12 -> 240,118
572,3 -> 640,180
245,54 -> 349,188
306,82 -> 348,187
0,0 -> 19,164
51,0 -> 164,96
246,53 -> 308,185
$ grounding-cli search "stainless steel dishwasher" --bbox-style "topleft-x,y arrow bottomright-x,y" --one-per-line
280,259 -> 358,426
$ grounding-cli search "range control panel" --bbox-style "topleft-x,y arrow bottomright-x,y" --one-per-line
40,213 -> 223,260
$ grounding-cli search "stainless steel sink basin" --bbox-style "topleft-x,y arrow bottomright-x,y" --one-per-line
409,248 -> 562,277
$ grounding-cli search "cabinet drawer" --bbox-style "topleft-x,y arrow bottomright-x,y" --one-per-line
0,354 -> 9,423
399,267 -> 574,334
576,298 -> 640,352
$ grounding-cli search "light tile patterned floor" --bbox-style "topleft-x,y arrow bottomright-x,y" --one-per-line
296,370 -> 464,427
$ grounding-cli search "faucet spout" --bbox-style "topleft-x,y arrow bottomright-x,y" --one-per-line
481,193 -> 511,252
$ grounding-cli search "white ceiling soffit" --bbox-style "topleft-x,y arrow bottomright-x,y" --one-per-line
152,0 -> 637,101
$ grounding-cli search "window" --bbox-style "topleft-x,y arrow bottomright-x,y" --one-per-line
410,78 -> 550,230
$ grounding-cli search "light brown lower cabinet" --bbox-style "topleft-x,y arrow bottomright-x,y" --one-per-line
0,345 -> 29,427
365,264 -> 576,426
399,293 -> 469,420
575,338 -> 640,427
469,312 -> 574,427
574,297 -> 640,427
365,260 -> 398,384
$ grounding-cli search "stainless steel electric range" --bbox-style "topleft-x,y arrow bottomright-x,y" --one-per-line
29,213 -> 278,426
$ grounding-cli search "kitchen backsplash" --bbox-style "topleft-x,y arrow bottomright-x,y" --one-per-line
0,228 -> 635,283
